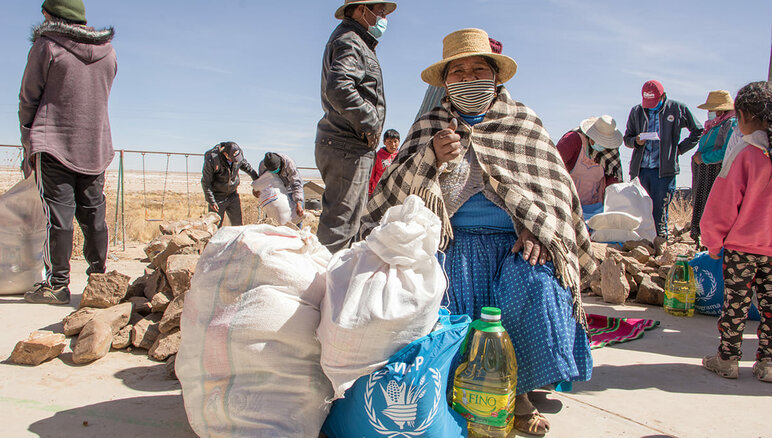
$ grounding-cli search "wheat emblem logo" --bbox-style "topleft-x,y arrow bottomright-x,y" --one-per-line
364,368 -> 442,437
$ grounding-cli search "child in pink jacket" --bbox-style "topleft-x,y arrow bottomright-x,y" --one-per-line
700,81 -> 772,383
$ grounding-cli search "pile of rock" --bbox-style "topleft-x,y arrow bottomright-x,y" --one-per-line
584,237 -> 697,306
9,213 -> 219,372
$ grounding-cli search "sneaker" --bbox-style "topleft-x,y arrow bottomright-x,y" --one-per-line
23,284 -> 70,305
702,354 -> 739,379
752,359 -> 772,383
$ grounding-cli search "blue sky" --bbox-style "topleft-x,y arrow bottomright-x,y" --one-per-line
1,0 -> 771,187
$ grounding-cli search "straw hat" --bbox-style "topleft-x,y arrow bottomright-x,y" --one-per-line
580,115 -> 623,150
334,0 -> 397,20
421,28 -> 518,87
697,90 -> 734,111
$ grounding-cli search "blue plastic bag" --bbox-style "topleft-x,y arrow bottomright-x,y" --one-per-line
689,250 -> 760,321
322,310 -> 471,438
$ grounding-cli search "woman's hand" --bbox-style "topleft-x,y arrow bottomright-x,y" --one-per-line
295,200 -> 304,217
433,118 -> 461,166
512,228 -> 551,265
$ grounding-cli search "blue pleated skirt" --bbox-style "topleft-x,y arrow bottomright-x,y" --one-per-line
443,227 -> 593,394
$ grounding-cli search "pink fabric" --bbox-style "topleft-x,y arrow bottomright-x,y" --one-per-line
700,142 -> 772,257
556,130 -> 582,171
570,152 -> 605,205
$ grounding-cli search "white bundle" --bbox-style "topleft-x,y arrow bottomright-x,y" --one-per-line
252,172 -> 299,225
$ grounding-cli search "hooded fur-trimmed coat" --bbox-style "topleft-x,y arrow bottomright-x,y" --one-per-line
19,21 -> 117,176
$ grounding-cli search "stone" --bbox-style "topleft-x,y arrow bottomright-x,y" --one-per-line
72,319 -> 113,364
112,325 -> 133,350
149,329 -> 181,361
600,257 -> 630,304
590,242 -> 610,263
151,234 -> 197,270
656,243 -> 694,266
62,307 -> 100,336
129,312 -> 145,326
144,234 -> 172,261
626,272 -> 638,297
590,280 -> 602,297
637,276 -> 665,306
159,220 -> 192,236
622,240 -> 655,255
166,354 -> 177,380
128,296 -> 152,315
92,302 -> 132,335
159,294 -> 185,334
79,271 -> 131,309
183,228 -> 212,245
132,314 -> 162,350
581,266 -> 601,292
9,331 -> 67,366
628,246 -> 651,264
126,273 -> 151,299
658,264 -> 673,279
143,269 -> 164,300
622,256 -> 645,277
150,289 -> 174,313
653,236 -> 667,256
165,254 -> 198,297
651,274 -> 666,289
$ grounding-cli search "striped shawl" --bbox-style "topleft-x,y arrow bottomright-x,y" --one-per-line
360,86 -> 596,328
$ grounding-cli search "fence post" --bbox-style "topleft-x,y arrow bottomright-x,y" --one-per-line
112,150 -> 123,248
120,150 -> 126,251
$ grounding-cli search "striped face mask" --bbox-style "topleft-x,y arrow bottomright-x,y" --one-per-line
445,79 -> 496,115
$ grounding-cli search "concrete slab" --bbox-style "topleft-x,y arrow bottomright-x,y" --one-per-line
0,245 -> 769,437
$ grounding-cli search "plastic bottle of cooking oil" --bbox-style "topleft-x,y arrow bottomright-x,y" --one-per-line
664,255 -> 696,317
452,307 -> 517,437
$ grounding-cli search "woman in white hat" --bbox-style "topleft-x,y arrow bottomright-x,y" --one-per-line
690,90 -> 737,245
361,28 -> 595,436
556,115 -> 624,212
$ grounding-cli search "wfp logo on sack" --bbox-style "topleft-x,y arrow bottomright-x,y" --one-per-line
364,357 -> 442,437
693,265 -> 718,300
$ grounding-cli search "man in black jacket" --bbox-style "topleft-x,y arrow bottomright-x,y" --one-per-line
623,80 -> 702,238
201,141 -> 258,227
315,0 -> 396,253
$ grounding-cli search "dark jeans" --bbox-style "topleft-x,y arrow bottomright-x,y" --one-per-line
38,153 -> 108,288
638,167 -> 675,238
315,142 -> 374,253
209,192 -> 242,226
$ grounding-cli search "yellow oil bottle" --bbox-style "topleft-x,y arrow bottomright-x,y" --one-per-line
452,307 -> 517,437
664,255 -> 697,317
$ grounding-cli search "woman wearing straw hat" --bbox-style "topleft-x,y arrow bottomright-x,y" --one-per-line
690,90 -> 737,246
556,115 -> 624,213
361,28 -> 595,436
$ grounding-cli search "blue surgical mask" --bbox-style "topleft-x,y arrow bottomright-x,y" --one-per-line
707,112 -> 717,120
369,17 -> 387,38
650,99 -> 664,112
590,141 -> 605,152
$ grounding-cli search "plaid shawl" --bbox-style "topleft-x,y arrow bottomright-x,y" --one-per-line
588,147 -> 623,181
361,86 -> 596,328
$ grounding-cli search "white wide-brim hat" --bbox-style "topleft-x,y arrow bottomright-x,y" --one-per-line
421,28 -> 517,88
580,115 -> 623,150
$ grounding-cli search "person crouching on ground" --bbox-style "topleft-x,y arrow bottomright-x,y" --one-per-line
360,28 -> 596,436
700,81 -> 772,383
256,152 -> 305,218
201,141 -> 258,227
556,115 -> 624,218
368,129 -> 400,196
20,0 -> 117,305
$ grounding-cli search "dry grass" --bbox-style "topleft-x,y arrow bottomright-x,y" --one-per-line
668,196 -> 693,231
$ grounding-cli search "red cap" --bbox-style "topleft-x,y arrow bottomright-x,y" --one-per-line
641,80 -> 664,109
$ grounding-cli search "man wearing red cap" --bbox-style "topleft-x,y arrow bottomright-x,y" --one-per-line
623,80 -> 702,238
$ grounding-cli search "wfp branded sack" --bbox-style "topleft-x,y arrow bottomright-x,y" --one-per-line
251,172 -> 299,225
322,310 -> 471,438
0,176 -> 45,295
176,225 -> 333,437
319,195 -> 447,399
689,250 -> 760,321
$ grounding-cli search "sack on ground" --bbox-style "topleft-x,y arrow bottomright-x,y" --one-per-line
319,195 -> 447,399
690,250 -> 760,320
322,310 -> 471,438
176,225 -> 333,437
593,178 -> 656,242
0,176 -> 45,295
252,172 -> 299,225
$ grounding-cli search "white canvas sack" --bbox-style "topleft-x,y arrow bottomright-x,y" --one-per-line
318,195 -> 447,399
0,176 -> 45,295
251,172 -> 299,225
176,225 -> 333,437
587,211 -> 642,231
589,178 -> 656,242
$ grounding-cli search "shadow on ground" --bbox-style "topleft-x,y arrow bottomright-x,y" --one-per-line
28,395 -> 194,437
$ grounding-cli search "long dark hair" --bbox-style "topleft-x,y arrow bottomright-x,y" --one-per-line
734,81 -> 772,157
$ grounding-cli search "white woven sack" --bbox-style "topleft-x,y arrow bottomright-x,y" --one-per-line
591,228 -> 642,243
318,195 -> 446,399
252,173 -> 298,225
0,176 -> 45,295
587,211 -> 642,231
176,225 -> 333,437
599,178 -> 656,242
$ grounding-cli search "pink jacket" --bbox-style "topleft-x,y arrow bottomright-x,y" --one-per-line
700,130 -> 772,257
